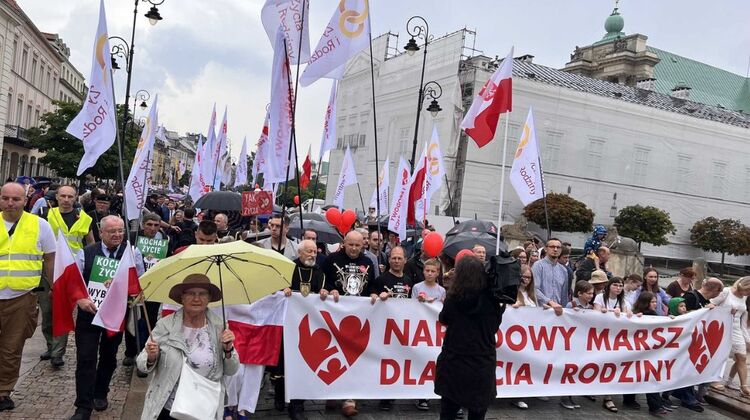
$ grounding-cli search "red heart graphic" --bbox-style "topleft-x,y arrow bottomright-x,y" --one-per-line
688,320 -> 725,374
297,311 -> 371,384
703,320 -> 724,357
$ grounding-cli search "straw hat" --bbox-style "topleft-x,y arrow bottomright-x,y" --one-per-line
168,273 -> 222,304
589,270 -> 608,284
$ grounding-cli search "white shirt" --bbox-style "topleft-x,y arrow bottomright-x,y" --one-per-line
593,293 -> 631,311
0,215 -> 57,299
74,243 -> 146,277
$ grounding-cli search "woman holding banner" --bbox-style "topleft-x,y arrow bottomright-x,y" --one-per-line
710,276 -> 750,397
435,255 -> 505,420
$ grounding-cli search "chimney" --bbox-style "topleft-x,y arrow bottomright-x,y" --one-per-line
636,77 -> 656,91
671,82 -> 691,100
517,54 -> 534,64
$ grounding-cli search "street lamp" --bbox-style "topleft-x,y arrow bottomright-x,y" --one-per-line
135,89 -> 150,112
423,81 -> 443,118
404,15 -> 438,171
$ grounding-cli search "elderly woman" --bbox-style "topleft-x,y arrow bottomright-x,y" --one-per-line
137,274 -> 239,420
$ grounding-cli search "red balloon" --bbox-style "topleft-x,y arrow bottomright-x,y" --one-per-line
338,222 -> 350,235
293,195 -> 300,206
422,232 -> 444,258
455,249 -> 475,264
325,208 -> 342,226
341,209 -> 357,227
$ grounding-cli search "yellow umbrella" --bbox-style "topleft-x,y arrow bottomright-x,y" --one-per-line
139,241 -> 294,309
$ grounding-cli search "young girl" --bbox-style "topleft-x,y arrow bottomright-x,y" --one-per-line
633,268 -> 670,315
624,274 -> 643,306
513,265 -> 537,308
631,291 -> 670,415
594,277 -> 632,316
567,280 -> 594,310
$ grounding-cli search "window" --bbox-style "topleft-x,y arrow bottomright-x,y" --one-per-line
586,138 -> 605,178
34,109 -> 40,126
712,161 -> 727,198
675,155 -> 692,192
31,57 -> 37,84
11,39 -> 17,70
16,99 -> 23,125
633,147 -> 650,185
20,48 -> 28,78
47,70 -> 52,94
26,105 -> 32,128
7,93 -> 11,120
543,130 -> 563,171
358,134 -> 366,146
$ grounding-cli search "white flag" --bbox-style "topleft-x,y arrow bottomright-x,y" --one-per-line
188,136 -> 206,201
211,107 -> 228,190
510,107 -> 544,205
388,157 -> 412,241
252,110 -> 270,185
369,158 -> 389,215
235,136 -> 248,187
124,95 -> 158,221
201,104 -> 217,191
266,28 -> 294,183
261,0 -> 310,65
66,0 -> 117,176
333,145 -> 357,209
299,0 -> 370,86
318,80 -> 338,160
419,125 -> 446,220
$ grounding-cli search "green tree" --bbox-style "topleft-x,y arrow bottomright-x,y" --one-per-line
614,205 -> 676,251
690,217 -> 748,276
523,192 -> 594,233
277,175 -> 327,208
27,101 -> 140,182
178,171 -> 190,187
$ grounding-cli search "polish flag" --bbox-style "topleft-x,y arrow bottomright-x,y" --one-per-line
223,293 -> 287,365
407,147 -> 428,226
93,248 -> 139,333
52,231 -> 89,337
300,146 -> 312,190
461,47 -> 514,148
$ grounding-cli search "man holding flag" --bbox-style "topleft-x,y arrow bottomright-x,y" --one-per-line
71,216 -> 144,420
0,182 -> 56,413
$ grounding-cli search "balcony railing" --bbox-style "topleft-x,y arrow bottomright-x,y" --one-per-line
4,125 -> 29,145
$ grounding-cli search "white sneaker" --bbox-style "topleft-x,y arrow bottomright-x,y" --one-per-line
513,401 -> 528,409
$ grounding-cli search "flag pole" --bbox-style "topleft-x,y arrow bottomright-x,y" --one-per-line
355,182 -> 366,216
309,156 -> 323,211
368,18 -> 383,244
538,154 -> 551,239
495,111 -> 511,254
443,173 -> 456,225
108,68 -> 129,224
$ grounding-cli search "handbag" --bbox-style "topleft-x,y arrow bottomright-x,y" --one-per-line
170,356 -> 221,420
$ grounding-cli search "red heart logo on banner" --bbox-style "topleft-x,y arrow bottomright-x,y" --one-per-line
297,311 -> 370,385
688,320 -> 725,374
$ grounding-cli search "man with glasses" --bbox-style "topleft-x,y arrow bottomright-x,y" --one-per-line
71,216 -> 144,420
255,215 -> 298,260
532,238 -> 569,313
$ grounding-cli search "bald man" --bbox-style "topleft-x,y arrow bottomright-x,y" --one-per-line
0,182 -> 56,412
684,277 -> 723,311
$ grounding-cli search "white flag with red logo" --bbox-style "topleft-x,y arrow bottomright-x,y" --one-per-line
333,145 -> 357,209
369,158 -> 389,215
93,248 -> 139,333
52,231 -> 89,337
461,47 -> 513,148
188,136 -> 205,201
234,136 -> 249,188
418,126 -> 446,221
299,0 -> 371,86
252,110 -> 270,184
67,0 -> 117,176
318,80 -> 338,160
407,147 -> 427,226
124,94 -> 158,221
510,107 -> 544,205
266,28 -> 295,184
210,107 -> 228,190
200,104 -> 218,192
261,0 -> 311,65
388,157 -> 412,240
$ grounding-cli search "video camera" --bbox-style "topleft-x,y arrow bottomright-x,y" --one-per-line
487,241 -> 521,305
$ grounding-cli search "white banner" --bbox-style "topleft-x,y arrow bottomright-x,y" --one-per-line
510,107 -> 544,205
284,295 -> 732,399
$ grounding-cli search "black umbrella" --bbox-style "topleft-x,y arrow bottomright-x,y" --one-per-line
445,219 -> 499,237
290,212 -> 326,223
194,191 -> 242,211
288,219 -> 342,244
443,231 -> 500,259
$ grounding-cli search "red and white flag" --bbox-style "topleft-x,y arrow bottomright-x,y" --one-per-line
234,136 -> 248,188
52,231 -> 89,337
92,248 -> 139,333
300,0 -> 370,86
461,47 -> 513,148
510,107 -> 544,205
124,94 -> 158,220
300,146 -> 312,190
223,293 -> 287,365
266,28 -> 295,184
67,0 -> 117,176
388,157 -> 412,240
211,107 -> 228,190
318,80 -> 338,160
333,145 -> 357,209
252,110 -> 270,185
407,147 -> 427,226
419,125 -> 446,221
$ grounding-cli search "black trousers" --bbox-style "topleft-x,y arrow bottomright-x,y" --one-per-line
266,336 -> 305,413
439,397 -> 487,420
124,301 -> 160,357
74,312 -> 123,411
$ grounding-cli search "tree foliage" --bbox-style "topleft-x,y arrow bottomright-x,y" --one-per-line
523,192 -> 594,233
26,101 -> 140,181
277,175 -> 327,208
690,217 -> 749,275
614,205 -> 676,249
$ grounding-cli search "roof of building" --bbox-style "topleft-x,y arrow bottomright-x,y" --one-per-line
646,47 -> 750,113
509,59 -> 750,129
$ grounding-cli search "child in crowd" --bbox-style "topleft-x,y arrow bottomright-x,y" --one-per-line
631,292 -> 670,416
567,281 -> 594,310
634,268 -> 671,315
594,277 -> 632,316
589,270 -> 608,295
509,265 -> 536,410
624,274 -> 643,306
662,298 -> 704,412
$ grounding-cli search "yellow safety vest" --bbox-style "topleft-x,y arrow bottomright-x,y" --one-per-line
48,207 -> 92,253
0,211 -> 44,291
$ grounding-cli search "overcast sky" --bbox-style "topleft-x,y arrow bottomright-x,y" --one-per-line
17,0 -> 750,161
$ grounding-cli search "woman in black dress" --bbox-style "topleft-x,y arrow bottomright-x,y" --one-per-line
435,255 -> 505,420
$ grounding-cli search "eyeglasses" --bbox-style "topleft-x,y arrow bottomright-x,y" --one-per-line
103,229 -> 125,234
183,291 -> 210,299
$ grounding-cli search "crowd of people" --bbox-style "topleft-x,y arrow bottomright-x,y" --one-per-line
0,179 -> 748,420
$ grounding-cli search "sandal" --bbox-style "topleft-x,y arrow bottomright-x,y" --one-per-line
603,399 -> 618,413
710,382 -> 726,391
741,385 -> 750,397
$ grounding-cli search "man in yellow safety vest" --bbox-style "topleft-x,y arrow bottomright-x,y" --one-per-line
0,182 -> 56,412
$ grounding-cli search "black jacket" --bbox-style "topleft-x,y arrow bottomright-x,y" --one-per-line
291,259 -> 327,293
321,250 -> 375,296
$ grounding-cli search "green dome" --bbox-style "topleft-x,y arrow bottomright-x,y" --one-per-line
604,10 -> 624,33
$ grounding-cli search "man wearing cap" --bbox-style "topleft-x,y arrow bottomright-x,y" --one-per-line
70,215 -> 144,420
0,182 -> 56,412
86,194 -> 114,242
37,185 -> 94,368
